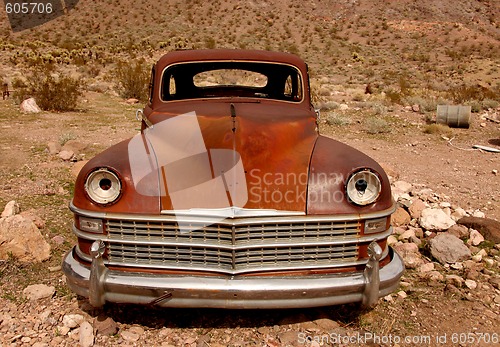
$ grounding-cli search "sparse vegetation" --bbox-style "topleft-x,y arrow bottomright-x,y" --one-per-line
365,117 -> 391,134
113,58 -> 150,101
423,123 -> 453,136
13,66 -> 83,111
326,113 -> 352,126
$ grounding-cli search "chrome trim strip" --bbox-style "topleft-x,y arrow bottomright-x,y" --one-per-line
73,243 -> 390,276
160,207 -> 305,217
70,200 -> 396,224
73,222 -> 392,249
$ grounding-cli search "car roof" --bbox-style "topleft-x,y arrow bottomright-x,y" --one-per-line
156,49 -> 307,71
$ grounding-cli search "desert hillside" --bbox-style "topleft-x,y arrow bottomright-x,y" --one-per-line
1,0 -> 499,90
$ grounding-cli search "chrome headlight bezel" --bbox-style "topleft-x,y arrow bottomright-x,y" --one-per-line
84,168 -> 122,206
346,169 -> 382,206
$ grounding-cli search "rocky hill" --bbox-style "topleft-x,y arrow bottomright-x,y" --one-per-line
1,0 -> 499,90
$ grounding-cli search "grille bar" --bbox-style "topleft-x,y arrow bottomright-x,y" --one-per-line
104,218 -> 362,274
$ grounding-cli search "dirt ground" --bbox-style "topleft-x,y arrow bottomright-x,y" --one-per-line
0,92 -> 499,347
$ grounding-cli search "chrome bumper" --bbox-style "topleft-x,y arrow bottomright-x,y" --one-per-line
62,242 -> 404,309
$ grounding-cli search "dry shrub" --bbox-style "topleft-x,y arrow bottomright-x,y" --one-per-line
13,66 -> 83,111
113,58 -> 150,100
423,124 -> 452,136
365,117 -> 391,134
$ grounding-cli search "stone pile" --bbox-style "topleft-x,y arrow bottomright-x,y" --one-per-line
389,180 -> 500,304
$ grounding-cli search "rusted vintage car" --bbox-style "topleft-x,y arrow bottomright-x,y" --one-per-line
62,49 -> 404,309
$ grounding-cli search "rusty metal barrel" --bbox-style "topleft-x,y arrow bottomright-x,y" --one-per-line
436,105 -> 471,128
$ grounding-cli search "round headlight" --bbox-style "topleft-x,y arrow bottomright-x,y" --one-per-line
85,168 -> 122,205
346,170 -> 381,206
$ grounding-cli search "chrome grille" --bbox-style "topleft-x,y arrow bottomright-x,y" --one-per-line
105,219 -> 361,274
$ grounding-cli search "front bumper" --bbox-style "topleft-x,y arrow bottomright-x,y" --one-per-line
62,244 -> 404,309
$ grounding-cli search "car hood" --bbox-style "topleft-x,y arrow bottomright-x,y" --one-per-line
129,102 -> 318,215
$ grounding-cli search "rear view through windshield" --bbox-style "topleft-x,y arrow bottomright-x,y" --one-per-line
160,61 -> 303,102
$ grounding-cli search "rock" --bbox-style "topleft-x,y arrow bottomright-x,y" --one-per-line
279,331 -> 300,346
409,199 -> 426,219
120,330 -> 140,342
472,249 -> 487,262
71,160 -> 89,178
392,207 -> 411,227
23,284 -> 55,300
418,262 -> 434,273
457,217 -> 500,243
445,284 -> 463,297
397,290 -> 407,299
399,228 -> 415,241
79,321 -> 94,347
446,275 -> 464,287
339,103 -> 349,111
314,318 -> 340,331
429,233 -> 471,264
419,208 -> 455,231
1,201 -> 20,218
126,98 -> 140,104
93,315 -> 118,336
409,235 -> 422,246
472,210 -> 485,218
489,277 -> 500,290
426,271 -> 444,286
20,98 -> 41,113
447,224 -> 469,239
62,314 -> 85,329
387,235 -> 398,246
451,207 -> 467,221
51,235 -> 65,245
467,229 -> 484,246
465,279 -> 477,290
58,150 -> 75,161
57,326 -> 70,336
0,214 -> 51,262
392,180 -> 412,200
411,104 -> 420,112
62,140 -> 87,156
46,141 -> 61,155
393,242 -> 424,269
19,210 -> 45,229
393,180 -> 412,194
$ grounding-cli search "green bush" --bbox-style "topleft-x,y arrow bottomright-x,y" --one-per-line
113,59 -> 149,100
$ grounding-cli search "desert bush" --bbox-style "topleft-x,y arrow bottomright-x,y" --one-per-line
448,84 -> 498,103
326,113 -> 351,126
11,77 -> 30,104
13,68 -> 83,111
33,70 -> 83,111
482,98 -> 499,110
423,124 -> 452,136
113,58 -> 149,100
319,101 -> 340,111
365,117 -> 391,134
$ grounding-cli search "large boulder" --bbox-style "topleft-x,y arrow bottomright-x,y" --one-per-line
419,208 -> 455,231
20,98 -> 41,113
457,217 -> 500,243
0,214 -> 51,262
429,233 -> 471,264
